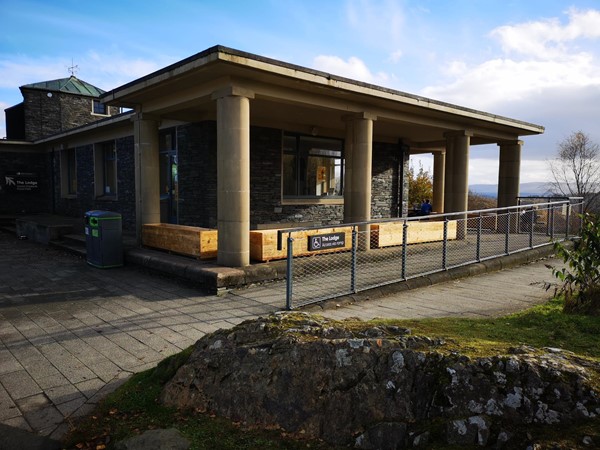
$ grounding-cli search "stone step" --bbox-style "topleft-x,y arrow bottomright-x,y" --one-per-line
60,233 -> 86,246
49,240 -> 87,258
0,225 -> 16,235
49,235 -> 87,257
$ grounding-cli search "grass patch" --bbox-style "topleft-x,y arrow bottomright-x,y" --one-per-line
63,297 -> 600,449
371,296 -> 600,361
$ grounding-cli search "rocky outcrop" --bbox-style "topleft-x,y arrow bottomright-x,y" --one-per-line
161,313 -> 600,448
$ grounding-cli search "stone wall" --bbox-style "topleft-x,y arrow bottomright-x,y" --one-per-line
161,313 -> 600,448
177,122 -> 218,228
39,120 -> 410,232
22,90 -> 119,141
175,121 -> 409,229
371,141 -> 408,220
53,136 -> 136,230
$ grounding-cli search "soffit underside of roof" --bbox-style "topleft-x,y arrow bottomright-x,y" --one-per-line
102,54 -> 543,148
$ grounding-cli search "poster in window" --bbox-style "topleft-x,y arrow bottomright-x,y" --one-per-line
317,166 -> 326,182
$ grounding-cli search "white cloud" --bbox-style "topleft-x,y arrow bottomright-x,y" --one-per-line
411,155 -> 550,186
0,51 -> 163,92
313,55 -> 390,85
423,53 -> 599,110
0,51 -> 166,139
345,0 -> 406,49
388,50 -> 403,63
468,158 -> 552,185
419,7 -> 600,169
491,8 -> 600,58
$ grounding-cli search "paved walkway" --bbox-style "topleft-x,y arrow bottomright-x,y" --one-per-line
0,231 -> 559,441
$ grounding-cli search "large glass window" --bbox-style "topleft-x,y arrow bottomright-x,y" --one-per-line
159,128 -> 178,223
94,141 -> 117,197
283,134 -> 343,199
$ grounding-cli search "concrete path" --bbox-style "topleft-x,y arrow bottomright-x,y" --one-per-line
0,231 -> 560,441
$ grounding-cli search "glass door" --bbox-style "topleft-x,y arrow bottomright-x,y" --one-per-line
160,151 -> 178,224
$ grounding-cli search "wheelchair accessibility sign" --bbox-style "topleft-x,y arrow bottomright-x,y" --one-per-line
308,232 -> 346,251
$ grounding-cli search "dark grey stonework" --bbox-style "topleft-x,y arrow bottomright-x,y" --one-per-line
177,122 -> 218,228
45,121 -> 409,232
372,142 -> 404,220
0,147 -> 52,214
175,122 -> 409,229
400,146 -> 410,217
22,89 -> 119,141
53,136 -> 136,231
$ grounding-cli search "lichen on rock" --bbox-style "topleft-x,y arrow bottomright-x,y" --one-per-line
160,312 -> 600,447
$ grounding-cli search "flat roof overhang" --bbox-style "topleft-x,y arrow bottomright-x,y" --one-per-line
101,46 -> 544,148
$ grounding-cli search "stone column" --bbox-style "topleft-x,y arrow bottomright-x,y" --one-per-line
497,140 -> 522,208
133,113 -> 160,244
452,132 -> 471,214
343,120 -> 354,224
344,113 -> 375,249
443,139 -> 454,214
433,151 -> 445,214
212,87 -> 254,267
444,131 -> 472,239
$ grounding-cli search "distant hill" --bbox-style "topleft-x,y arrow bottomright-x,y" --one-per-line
469,182 -> 555,198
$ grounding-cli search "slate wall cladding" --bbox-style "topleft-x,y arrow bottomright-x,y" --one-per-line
177,122 -> 218,228
22,90 -> 119,141
175,121 -> 407,229
372,142 -> 402,220
53,136 -> 136,231
0,148 -> 52,214
249,126 -> 346,226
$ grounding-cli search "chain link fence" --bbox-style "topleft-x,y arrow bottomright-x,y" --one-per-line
279,198 -> 584,309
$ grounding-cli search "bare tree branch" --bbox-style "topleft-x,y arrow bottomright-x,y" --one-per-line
547,131 -> 600,212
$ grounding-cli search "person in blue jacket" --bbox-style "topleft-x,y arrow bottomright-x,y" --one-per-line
420,199 -> 433,215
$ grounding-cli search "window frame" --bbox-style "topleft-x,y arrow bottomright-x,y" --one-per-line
92,99 -> 109,116
94,141 -> 117,199
281,132 -> 344,205
59,148 -> 77,198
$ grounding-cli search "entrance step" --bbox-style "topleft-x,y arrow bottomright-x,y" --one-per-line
50,234 -> 86,257
0,215 -> 16,234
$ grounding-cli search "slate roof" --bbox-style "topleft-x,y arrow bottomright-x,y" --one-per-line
20,76 -> 105,97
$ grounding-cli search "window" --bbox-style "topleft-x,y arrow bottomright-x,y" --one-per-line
283,134 -> 343,200
60,148 -> 77,197
92,99 -> 108,116
94,141 -> 117,197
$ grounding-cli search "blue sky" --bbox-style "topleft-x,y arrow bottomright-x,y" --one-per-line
1,0 -> 599,184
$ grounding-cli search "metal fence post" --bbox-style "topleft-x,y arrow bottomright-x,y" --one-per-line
285,234 -> 294,310
565,203 -> 571,238
550,205 -> 555,240
351,228 -> 357,293
529,207 -> 534,248
442,218 -> 448,270
401,221 -> 408,279
504,212 -> 510,255
476,213 -> 482,262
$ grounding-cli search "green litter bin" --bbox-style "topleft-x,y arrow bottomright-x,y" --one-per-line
84,210 -> 123,268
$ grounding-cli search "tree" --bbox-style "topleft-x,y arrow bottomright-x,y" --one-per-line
468,190 -> 496,210
408,163 -> 433,209
550,213 -> 600,315
548,131 -> 600,212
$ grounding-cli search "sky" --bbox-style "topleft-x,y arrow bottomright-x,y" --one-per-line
1,0 -> 599,185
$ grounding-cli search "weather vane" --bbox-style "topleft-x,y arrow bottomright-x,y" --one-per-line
67,59 -> 79,77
